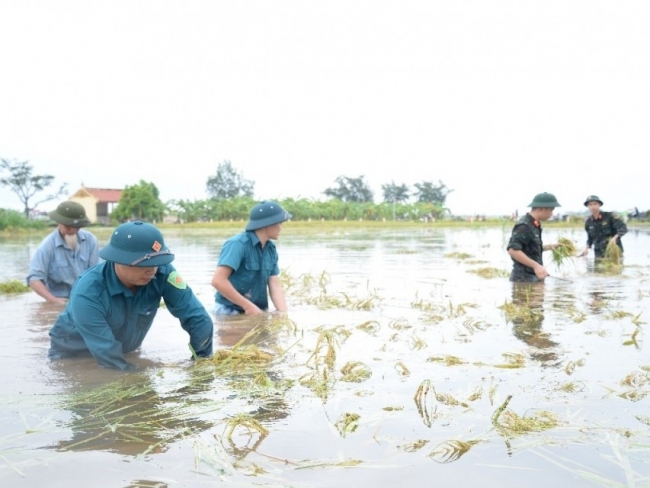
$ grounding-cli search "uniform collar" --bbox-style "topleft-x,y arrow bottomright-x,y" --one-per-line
104,262 -> 136,297
246,230 -> 262,247
525,213 -> 541,228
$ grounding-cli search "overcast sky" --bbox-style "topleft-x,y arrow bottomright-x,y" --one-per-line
1,1 -> 648,216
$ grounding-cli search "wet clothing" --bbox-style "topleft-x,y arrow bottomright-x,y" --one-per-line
27,229 -> 99,298
214,231 -> 279,313
49,262 -> 213,370
507,213 -> 544,282
584,212 -> 627,258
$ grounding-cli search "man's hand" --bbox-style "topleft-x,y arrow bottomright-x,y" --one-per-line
533,264 -> 549,280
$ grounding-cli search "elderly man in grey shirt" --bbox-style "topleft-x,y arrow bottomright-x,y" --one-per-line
27,201 -> 99,304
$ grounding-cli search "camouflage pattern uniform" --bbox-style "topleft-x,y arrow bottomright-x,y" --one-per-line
585,211 -> 627,258
507,213 -> 544,282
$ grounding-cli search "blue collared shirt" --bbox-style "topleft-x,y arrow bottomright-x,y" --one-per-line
27,229 -> 100,298
49,262 -> 214,370
214,231 -> 279,312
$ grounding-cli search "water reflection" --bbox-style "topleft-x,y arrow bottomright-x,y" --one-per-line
509,283 -> 560,366
49,367 -> 217,456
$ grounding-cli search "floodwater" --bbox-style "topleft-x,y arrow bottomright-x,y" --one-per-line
2,224 -> 650,488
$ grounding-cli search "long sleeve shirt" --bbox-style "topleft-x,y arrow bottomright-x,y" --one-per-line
584,211 -> 627,257
27,229 -> 99,297
49,261 -> 213,370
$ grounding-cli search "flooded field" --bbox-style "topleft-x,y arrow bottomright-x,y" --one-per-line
1,224 -> 650,487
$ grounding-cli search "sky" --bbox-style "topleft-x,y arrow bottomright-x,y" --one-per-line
1,1 -> 649,217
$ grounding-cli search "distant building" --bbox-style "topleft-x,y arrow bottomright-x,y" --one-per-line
69,185 -> 123,225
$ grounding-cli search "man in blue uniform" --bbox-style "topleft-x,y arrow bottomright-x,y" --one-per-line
49,221 -> 213,370
27,201 -> 99,304
507,192 -> 561,282
578,195 -> 628,259
211,201 -> 291,315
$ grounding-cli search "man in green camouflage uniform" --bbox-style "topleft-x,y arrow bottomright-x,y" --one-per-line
578,195 -> 627,259
507,192 -> 561,282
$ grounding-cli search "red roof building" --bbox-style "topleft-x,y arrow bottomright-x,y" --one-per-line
70,185 -> 123,225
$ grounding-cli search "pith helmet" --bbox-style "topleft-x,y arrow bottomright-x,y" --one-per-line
527,192 -> 561,208
245,201 -> 292,231
584,195 -> 603,206
99,221 -> 174,267
48,201 -> 91,228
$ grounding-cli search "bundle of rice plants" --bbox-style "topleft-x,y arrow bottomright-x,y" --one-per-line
603,240 -> 622,265
551,237 -> 577,267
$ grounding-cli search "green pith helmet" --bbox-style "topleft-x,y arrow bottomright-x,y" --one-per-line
99,221 -> 174,267
245,201 -> 292,231
48,201 -> 91,228
527,192 -> 561,208
584,195 -> 603,207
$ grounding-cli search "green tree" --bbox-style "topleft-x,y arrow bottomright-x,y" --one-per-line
323,175 -> 374,203
206,160 -> 255,200
381,181 -> 410,203
0,159 -> 67,217
413,180 -> 453,205
112,180 -> 166,223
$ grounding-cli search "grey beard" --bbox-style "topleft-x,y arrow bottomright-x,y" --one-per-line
64,234 -> 78,250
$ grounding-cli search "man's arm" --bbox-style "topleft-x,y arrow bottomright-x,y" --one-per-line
268,275 -> 288,312
162,269 -> 214,358
27,240 -> 64,304
29,279 -> 66,305
211,266 -> 262,315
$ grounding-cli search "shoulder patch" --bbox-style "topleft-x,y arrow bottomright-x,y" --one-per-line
167,271 -> 187,289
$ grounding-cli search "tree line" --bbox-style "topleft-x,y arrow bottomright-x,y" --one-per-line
1,158 -> 453,224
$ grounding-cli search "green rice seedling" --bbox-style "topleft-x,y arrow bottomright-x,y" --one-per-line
466,387 -> 483,402
607,309 -> 633,320
429,439 -> 481,463
426,355 -> 465,366
551,237 -> 577,267
488,384 -> 498,405
494,352 -> 526,369
421,313 -> 445,324
467,267 -> 509,279
462,318 -> 491,333
299,370 -> 333,402
307,326 -> 349,369
568,309 -> 587,323
388,318 -> 412,330
409,335 -> 427,350
382,406 -> 404,411
399,439 -> 429,452
395,362 -> 411,376
432,387 -> 469,408
356,320 -> 381,334
494,409 -> 559,437
631,313 -> 646,326
623,327 -> 641,348
334,412 -> 360,437
223,413 -> 269,441
0,279 -> 30,293
339,361 -> 372,382
558,381 -> 585,393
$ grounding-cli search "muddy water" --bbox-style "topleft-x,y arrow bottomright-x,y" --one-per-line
2,225 -> 650,487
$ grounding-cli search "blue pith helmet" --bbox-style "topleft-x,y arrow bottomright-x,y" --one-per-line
99,221 -> 174,267
245,201 -> 292,231
527,192 -> 561,208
